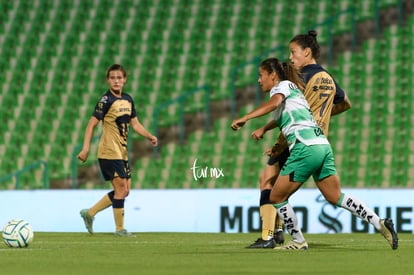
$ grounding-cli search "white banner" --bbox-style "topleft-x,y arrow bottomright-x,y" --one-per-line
0,189 -> 413,233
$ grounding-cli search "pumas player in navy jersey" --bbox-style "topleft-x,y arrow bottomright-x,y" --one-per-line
78,64 -> 158,236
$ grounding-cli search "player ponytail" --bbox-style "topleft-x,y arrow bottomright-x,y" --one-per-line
282,61 -> 305,91
290,30 -> 320,60
260,58 -> 304,91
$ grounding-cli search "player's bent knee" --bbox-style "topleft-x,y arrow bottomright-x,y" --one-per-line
120,188 -> 129,198
114,187 -> 129,199
264,174 -> 277,187
260,174 -> 277,191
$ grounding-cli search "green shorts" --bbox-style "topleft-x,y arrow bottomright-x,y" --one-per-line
280,142 -> 337,183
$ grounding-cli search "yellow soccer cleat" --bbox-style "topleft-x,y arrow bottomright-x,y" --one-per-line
380,218 -> 398,250
274,240 -> 308,250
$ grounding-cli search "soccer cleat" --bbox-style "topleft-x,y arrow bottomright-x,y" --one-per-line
80,209 -> 94,234
274,240 -> 308,250
380,218 -> 398,250
274,230 -> 285,245
245,238 -> 276,249
114,229 -> 135,237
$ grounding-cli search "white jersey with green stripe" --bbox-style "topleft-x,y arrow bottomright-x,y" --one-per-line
270,80 -> 329,149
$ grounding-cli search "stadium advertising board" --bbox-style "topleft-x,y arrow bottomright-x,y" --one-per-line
0,189 -> 412,233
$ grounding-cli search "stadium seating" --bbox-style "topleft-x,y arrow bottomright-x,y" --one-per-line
0,0 -> 410,189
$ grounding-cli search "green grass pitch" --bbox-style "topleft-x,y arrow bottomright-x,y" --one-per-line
1,232 -> 413,274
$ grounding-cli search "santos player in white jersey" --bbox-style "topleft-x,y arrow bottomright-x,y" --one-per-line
231,58 -> 398,250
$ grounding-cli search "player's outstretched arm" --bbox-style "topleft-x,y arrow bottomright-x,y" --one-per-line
231,94 -> 283,131
78,116 -> 100,162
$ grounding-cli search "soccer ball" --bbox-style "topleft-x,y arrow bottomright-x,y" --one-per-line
2,219 -> 34,248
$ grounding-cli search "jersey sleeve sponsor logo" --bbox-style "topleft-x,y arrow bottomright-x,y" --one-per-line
270,81 -> 296,98
93,94 -> 111,119
96,102 -> 104,112
94,102 -> 105,117
288,82 -> 298,90
99,96 -> 108,103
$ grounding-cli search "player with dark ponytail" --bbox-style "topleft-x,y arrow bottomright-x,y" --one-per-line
245,31 -> 351,249
232,56 -> 398,250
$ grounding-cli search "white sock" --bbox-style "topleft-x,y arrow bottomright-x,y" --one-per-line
337,193 -> 381,230
274,201 -> 305,243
